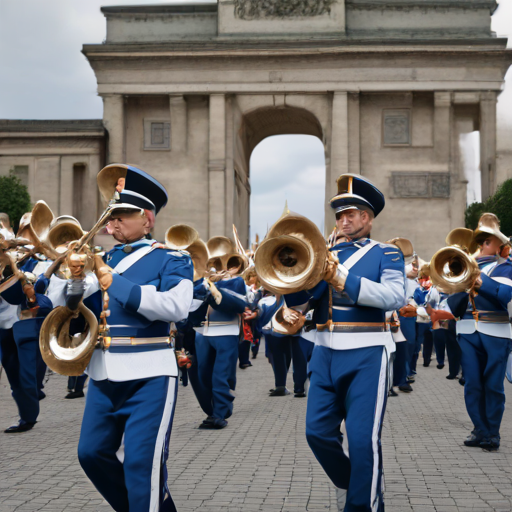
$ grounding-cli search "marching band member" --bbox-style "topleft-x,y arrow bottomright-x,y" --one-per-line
258,292 -> 308,397
281,175 -> 405,511
413,269 -> 434,368
190,259 -> 247,429
54,164 -> 193,512
0,218 -> 53,433
437,214 -> 512,451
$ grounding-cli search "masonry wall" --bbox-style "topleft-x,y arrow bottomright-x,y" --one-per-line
123,95 -> 211,242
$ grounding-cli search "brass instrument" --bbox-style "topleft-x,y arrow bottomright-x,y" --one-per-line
165,224 -> 209,281
206,233 -> 247,276
254,209 -> 328,295
0,201 -> 55,299
428,228 -> 480,294
39,203 -> 120,376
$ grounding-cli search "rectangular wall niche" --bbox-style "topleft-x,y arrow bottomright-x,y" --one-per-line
382,109 -> 411,146
390,172 -> 450,198
143,119 -> 170,150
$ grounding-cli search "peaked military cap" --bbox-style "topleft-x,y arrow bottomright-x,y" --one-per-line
97,163 -> 168,215
330,174 -> 385,217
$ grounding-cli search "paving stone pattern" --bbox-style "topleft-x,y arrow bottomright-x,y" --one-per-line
1,352 -> 512,512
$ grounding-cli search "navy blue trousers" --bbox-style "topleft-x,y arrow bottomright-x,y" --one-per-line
238,339 -> 251,366
445,328 -> 462,378
393,341 -> 408,387
182,330 -> 214,417
68,374 -> 88,393
266,334 -> 307,393
417,323 -> 433,365
78,376 -> 178,512
306,345 -> 388,512
195,333 -> 239,420
458,332 -> 511,438
0,322 -> 43,423
432,330 -> 446,366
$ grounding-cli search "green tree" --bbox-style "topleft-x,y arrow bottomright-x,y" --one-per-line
465,178 -> 512,235
0,171 -> 32,232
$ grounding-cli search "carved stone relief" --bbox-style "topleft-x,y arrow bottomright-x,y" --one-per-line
234,0 -> 336,19
383,109 -> 411,146
390,172 -> 450,199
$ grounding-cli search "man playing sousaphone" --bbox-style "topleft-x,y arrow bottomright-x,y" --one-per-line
430,213 -> 512,452
44,164 -> 194,512
257,174 -> 405,511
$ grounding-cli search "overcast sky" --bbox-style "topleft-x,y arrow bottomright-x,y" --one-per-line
0,0 -> 511,242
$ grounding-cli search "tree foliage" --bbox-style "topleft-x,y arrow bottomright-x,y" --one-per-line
0,172 -> 32,232
465,179 -> 512,236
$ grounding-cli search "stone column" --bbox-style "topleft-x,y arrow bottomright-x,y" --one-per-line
348,92 -> 360,175
102,94 -> 125,163
208,94 -> 226,238
169,95 -> 187,153
480,91 -> 497,200
326,92 -> 349,230
434,92 -> 452,163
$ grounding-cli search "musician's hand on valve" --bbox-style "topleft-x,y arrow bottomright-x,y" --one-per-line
93,254 -> 113,290
323,252 -> 348,292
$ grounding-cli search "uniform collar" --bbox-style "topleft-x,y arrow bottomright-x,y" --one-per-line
331,237 -> 371,250
112,238 -> 154,253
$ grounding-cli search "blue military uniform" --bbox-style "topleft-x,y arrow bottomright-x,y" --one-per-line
413,284 -> 435,368
446,254 -> 512,450
0,257 -> 53,432
190,275 -> 247,428
287,174 -> 405,512
59,164 -> 194,512
258,293 -> 308,396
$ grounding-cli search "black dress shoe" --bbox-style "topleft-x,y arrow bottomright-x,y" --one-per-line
480,437 -> 500,452
398,384 -> 413,393
239,363 -> 252,369
4,421 -> 36,434
388,388 -> 398,397
65,391 -> 85,399
294,391 -> 306,398
38,391 -> 46,400
446,374 -> 457,380
423,362 -> 430,367
459,377 -> 466,386
269,387 -> 290,397
199,417 -> 228,429
436,364 -> 445,369
251,354 -> 257,359
464,433 -> 484,447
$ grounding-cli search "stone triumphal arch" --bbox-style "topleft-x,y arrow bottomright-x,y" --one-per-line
1,0 -> 511,257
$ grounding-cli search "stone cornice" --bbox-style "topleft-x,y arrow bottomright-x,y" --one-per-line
0,119 -> 104,134
346,0 -> 497,11
82,37 -> 510,59
101,3 -> 217,15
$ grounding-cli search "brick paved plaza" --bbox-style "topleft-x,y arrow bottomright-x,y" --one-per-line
1,350 -> 512,512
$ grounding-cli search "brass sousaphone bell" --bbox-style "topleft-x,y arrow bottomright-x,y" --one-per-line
165,224 -> 209,281
428,228 -> 480,294
206,234 -> 247,275
254,209 -> 328,295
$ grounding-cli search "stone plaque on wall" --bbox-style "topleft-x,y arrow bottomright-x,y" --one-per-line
143,119 -> 170,150
390,172 -> 450,198
382,109 -> 411,146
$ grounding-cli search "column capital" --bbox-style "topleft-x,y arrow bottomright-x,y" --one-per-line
480,91 -> 498,103
434,92 -> 452,108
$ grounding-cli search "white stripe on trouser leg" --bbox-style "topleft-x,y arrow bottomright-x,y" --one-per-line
340,420 -> 349,459
149,377 -> 177,512
371,349 -> 387,512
